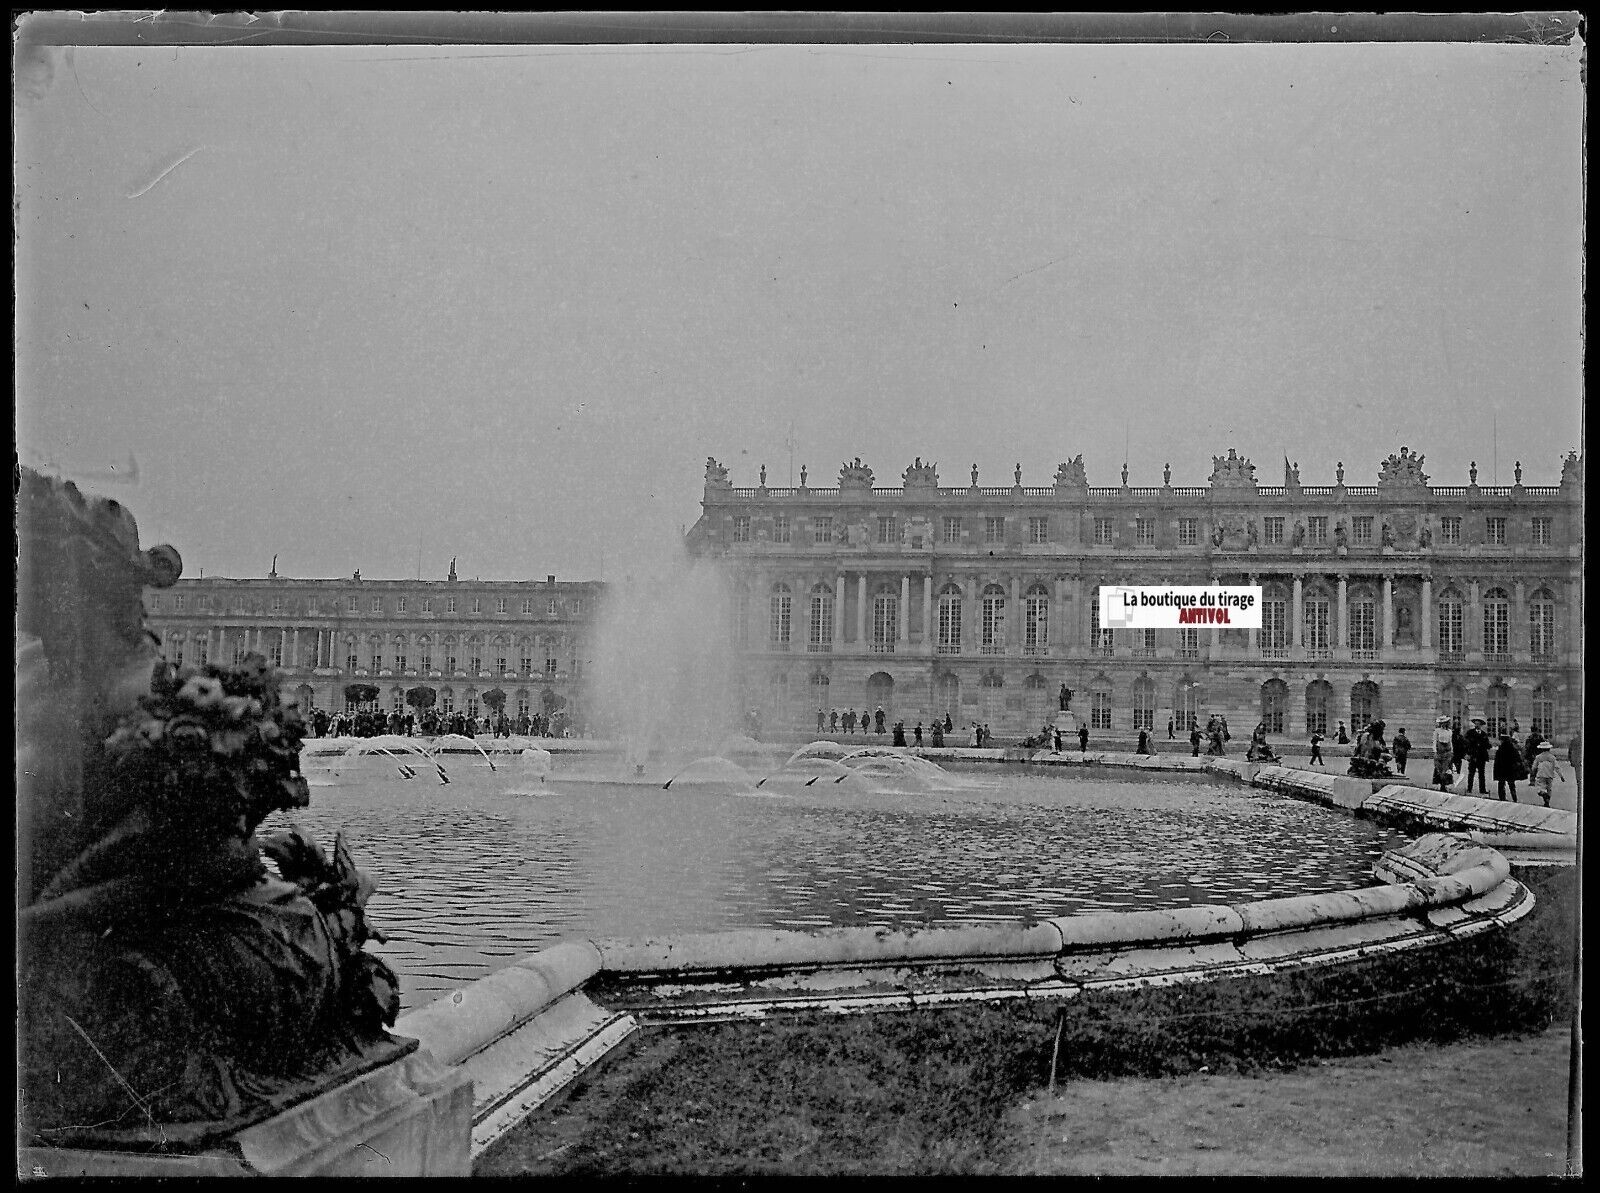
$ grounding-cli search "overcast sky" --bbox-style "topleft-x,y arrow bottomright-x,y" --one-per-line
15,38 -> 1584,583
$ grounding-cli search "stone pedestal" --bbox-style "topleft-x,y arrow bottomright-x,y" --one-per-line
1053,711 -> 1080,736
20,1045 -> 472,1178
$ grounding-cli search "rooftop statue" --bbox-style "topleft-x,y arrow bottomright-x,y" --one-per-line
1207,448 -> 1258,489
1053,455 -> 1089,490
839,457 -> 875,489
704,456 -> 731,488
1378,446 -> 1430,488
902,457 -> 939,489
17,467 -> 407,1149
1284,457 -> 1301,487
1560,450 -> 1582,487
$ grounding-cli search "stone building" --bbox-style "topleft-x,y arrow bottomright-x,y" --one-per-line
683,449 -> 1584,745
142,561 -> 603,728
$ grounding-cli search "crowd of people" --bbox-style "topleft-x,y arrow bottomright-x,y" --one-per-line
1427,715 -> 1572,806
308,704 -> 567,740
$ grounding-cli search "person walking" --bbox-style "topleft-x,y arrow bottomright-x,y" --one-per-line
1136,729 -> 1152,756
930,719 -> 944,748
1190,721 -> 1203,758
1523,726 -> 1545,776
1391,727 -> 1411,775
1431,716 -> 1455,791
1464,717 -> 1491,794
875,707 -> 886,735
1494,730 -> 1524,801
1336,720 -> 1350,745
1530,741 -> 1566,808
1309,730 -> 1325,767
913,721 -> 923,747
817,707 -> 826,734
1167,716 -> 1175,741
944,712 -> 954,735
1078,723 -> 1089,752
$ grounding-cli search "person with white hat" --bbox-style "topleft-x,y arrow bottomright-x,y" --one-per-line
1432,715 -> 1455,791
1530,740 -> 1567,808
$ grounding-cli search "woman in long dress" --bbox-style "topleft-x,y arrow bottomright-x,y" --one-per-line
1432,715 -> 1455,790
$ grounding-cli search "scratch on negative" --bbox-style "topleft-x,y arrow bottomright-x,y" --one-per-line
127,147 -> 206,199
357,1142 -> 392,1165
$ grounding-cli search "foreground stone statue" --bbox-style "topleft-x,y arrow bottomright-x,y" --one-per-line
17,468 -> 465,1171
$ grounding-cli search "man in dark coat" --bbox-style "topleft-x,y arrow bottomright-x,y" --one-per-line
1464,717 -> 1491,794
1391,727 -> 1411,774
1078,723 -> 1089,751
1190,721 -> 1203,757
1451,717 -> 1466,775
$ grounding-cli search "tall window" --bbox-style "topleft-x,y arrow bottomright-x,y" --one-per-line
496,596 -> 508,613
1305,680 -> 1332,736
1177,518 -> 1198,546
270,596 -> 282,614
233,637 -> 249,665
1485,683 -> 1510,737
1530,589 -> 1556,657
467,638 -> 482,673
1091,599 -> 1113,655
444,639 -> 457,673
1482,589 -> 1510,656
1135,518 -> 1155,546
1023,585 -> 1049,653
1485,517 -> 1507,546
813,517 -> 833,544
422,597 -> 433,613
984,516 -> 1005,544
471,598 -> 482,614
1348,598 -> 1376,651
1090,683 -> 1113,731
445,596 -> 457,614
519,598 -> 532,614
396,596 -> 406,613
769,584 -> 792,648
980,584 -> 1006,653
420,638 -> 432,672
872,588 -> 898,651
943,517 -> 963,544
1307,516 -> 1328,545
548,599 -> 558,616
808,585 -> 833,651
1352,516 -> 1374,546
1263,517 -> 1284,546
1438,682 -> 1468,726
370,650 -> 383,672
1177,627 -> 1199,658
937,584 -> 963,654
496,653 -> 509,676
519,642 -> 533,673
1093,518 -> 1115,545
371,597 -> 383,613
1131,676 -> 1155,732
173,594 -> 185,611
347,595 -> 359,612
1440,517 -> 1462,545
1261,680 -> 1288,734
1304,596 -> 1331,652
1531,517 -> 1552,546
170,636 -> 185,667
394,638 -> 407,671
774,516 -> 791,544
1531,685 -> 1554,739
268,640 -> 283,667
1028,516 -> 1049,544
1437,590 -> 1464,655
1174,677 -> 1201,730
877,516 -> 898,544
1262,598 -> 1288,652
441,689 -> 454,713
733,516 -> 751,543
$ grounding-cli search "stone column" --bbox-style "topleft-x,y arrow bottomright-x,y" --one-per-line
834,575 -> 845,648
293,627 -> 301,668
1292,576 -> 1303,650
922,574 -> 933,647
1337,576 -> 1348,651
856,575 -> 867,645
1419,578 -> 1432,650
1248,573 -> 1259,654
280,627 -> 287,665
898,574 -> 910,644
1009,574 -> 1021,655
1382,575 -> 1394,649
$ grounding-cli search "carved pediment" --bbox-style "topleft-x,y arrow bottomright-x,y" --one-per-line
1377,447 -> 1429,488
704,456 -> 731,489
901,457 -> 939,489
1208,449 -> 1258,489
1053,455 -> 1088,490
839,457 -> 875,490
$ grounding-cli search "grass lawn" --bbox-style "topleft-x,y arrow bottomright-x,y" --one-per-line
476,864 -> 1578,1177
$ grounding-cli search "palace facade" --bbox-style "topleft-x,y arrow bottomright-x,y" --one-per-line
684,449 -> 1585,745
142,563 -> 604,727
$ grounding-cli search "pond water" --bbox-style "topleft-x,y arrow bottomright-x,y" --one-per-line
263,755 -> 1405,1013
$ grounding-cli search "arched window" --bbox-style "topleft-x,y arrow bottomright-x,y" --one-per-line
1485,682 -> 1510,737
1305,680 -> 1334,737
937,672 -> 961,718
810,670 -> 830,705
872,585 -> 898,652
368,633 -> 383,673
1531,684 -> 1555,739
769,584 -> 792,649
418,635 -> 433,673
1261,679 -> 1288,734
466,635 -> 483,675
440,686 -> 454,713
517,637 -> 532,675
981,584 -> 1007,654
1438,681 -> 1468,726
1436,588 -> 1464,657
1024,584 -> 1049,654
465,688 -> 480,718
1303,592 -> 1331,652
1482,588 -> 1510,657
1090,595 -> 1113,655
808,584 -> 834,651
492,634 -> 510,676
1131,675 -> 1155,732
393,635 -> 408,673
1529,589 -> 1556,658
443,635 -> 458,674
1174,676 -> 1202,730
516,688 -> 531,718
391,686 -> 405,711
937,583 -> 963,654
1350,680 -> 1380,734
1023,673 -> 1050,725
167,632 -> 186,668
1089,676 -> 1113,731
979,670 -> 1005,726
1261,585 -> 1289,654
345,634 -> 359,673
